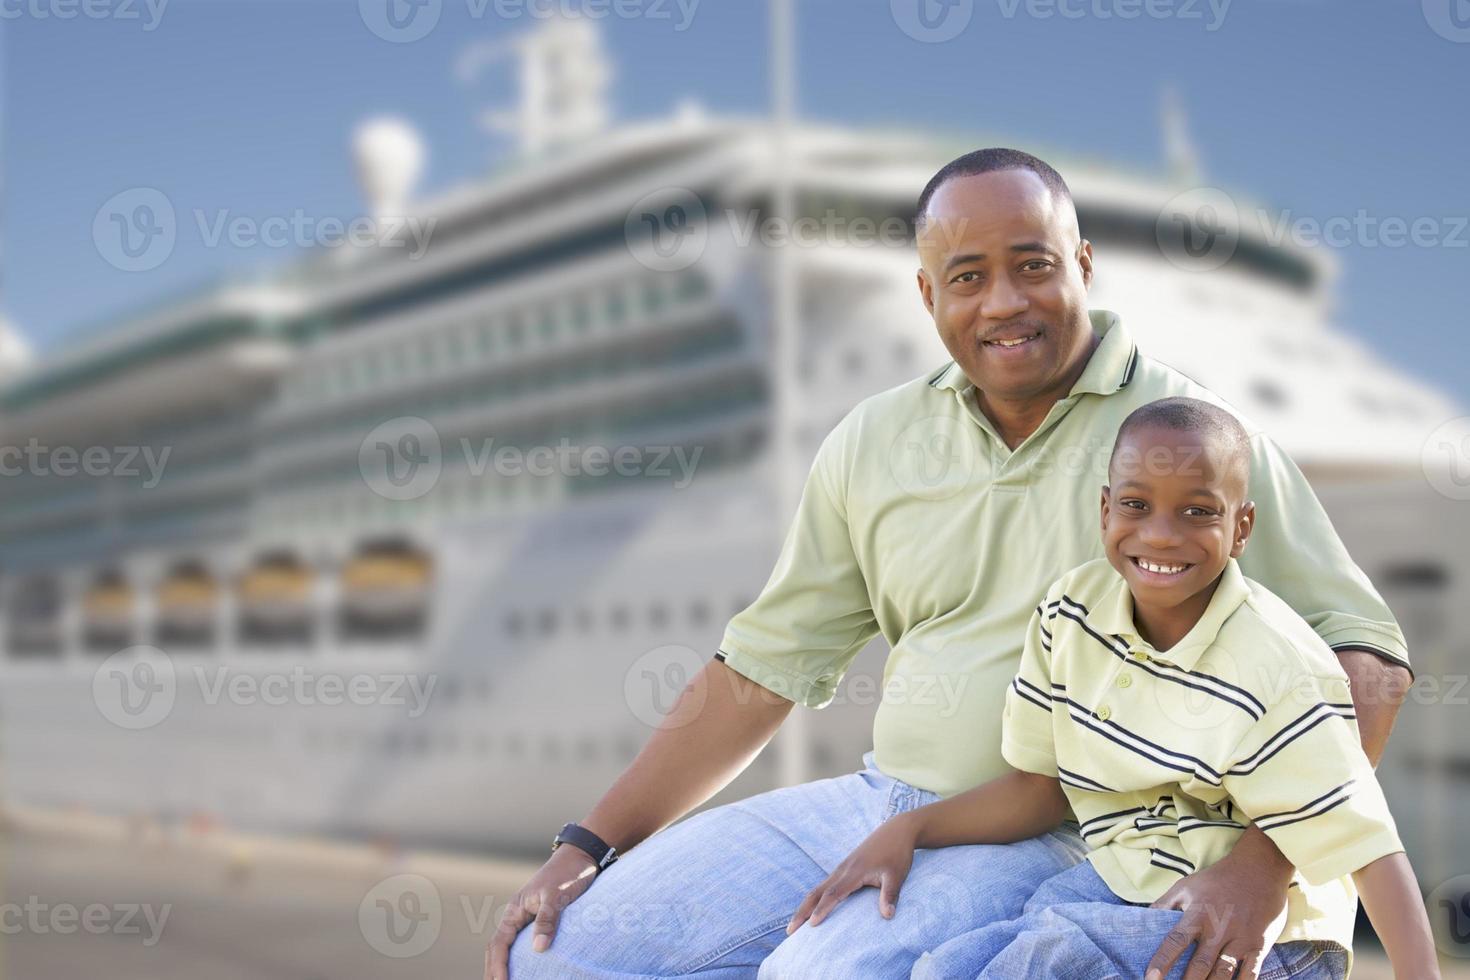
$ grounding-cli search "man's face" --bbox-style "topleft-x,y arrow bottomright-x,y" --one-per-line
1101,424 -> 1254,610
916,169 -> 1095,403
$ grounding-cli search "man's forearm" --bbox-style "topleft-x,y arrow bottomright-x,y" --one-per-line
1217,648 -> 1412,877
906,771 -> 1069,850
1335,647 -> 1412,766
579,660 -> 794,853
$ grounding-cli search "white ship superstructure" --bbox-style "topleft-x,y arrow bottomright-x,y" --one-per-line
0,21 -> 1463,863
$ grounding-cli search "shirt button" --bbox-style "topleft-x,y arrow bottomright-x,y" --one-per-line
1096,705 -> 1112,721
1131,650 -> 1150,663
1116,674 -> 1133,689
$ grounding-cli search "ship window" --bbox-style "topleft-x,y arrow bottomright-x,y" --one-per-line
610,604 -> 630,631
537,609 -> 558,635
689,600 -> 710,627
606,289 -> 627,325
506,315 -> 525,347
649,603 -> 669,629
83,568 -> 135,653
7,576 -> 63,658
571,298 -> 592,332
574,607 -> 593,632
538,309 -> 557,341
1381,562 -> 1449,590
1250,379 -> 1288,409
844,349 -> 865,377
505,611 -> 524,636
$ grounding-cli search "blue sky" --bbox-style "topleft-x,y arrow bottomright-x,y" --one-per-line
3,0 -> 1468,398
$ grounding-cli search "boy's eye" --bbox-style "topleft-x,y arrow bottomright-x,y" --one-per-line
1120,499 -> 1147,510
1184,506 -> 1215,517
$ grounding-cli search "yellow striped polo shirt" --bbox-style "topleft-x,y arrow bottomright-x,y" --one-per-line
1002,556 -> 1405,958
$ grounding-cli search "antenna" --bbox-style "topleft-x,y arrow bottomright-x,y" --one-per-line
1162,85 -> 1202,185
353,117 -> 427,220
457,16 -> 613,159
0,37 -> 34,383
769,0 -> 809,789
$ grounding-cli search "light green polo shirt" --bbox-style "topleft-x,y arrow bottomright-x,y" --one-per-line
718,309 -> 1409,798
1004,556 -> 1403,960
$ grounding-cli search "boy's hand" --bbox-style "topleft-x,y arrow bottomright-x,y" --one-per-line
786,813 -> 919,932
1143,829 -> 1291,980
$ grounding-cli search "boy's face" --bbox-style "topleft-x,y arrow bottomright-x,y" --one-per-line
1101,424 -> 1254,609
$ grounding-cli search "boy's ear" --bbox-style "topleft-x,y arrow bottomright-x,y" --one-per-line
1230,500 -> 1256,557
1099,485 -> 1111,532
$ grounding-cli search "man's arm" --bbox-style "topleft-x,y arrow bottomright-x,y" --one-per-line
1335,646 -> 1412,766
1145,652 -> 1413,980
486,660 -> 793,979
580,659 -> 795,852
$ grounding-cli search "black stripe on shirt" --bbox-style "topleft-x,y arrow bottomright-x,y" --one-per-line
1255,780 -> 1356,832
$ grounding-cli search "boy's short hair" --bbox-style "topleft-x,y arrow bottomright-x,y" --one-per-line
1110,397 -> 1251,489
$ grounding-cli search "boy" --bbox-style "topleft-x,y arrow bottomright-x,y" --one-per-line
784,397 -> 1439,979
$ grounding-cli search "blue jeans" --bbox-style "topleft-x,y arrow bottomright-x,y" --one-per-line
506,752 -> 1087,978
910,860 -> 1349,980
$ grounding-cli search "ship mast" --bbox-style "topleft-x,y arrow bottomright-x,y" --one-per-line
769,0 -> 810,788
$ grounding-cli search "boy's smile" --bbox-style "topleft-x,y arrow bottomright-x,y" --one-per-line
1101,421 -> 1254,652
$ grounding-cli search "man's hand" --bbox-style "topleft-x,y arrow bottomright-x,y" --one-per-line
1143,829 -> 1292,980
485,845 -> 598,980
786,813 -> 920,932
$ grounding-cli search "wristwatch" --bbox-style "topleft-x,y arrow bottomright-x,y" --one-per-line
551,822 -> 619,873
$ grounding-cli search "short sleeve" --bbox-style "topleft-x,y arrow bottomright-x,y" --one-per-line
717,423 -> 879,708
1238,434 -> 1411,674
1221,671 -> 1403,885
1001,580 -> 1062,777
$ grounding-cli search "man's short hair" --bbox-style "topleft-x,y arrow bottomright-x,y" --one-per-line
1110,397 -> 1252,488
915,147 -> 1073,231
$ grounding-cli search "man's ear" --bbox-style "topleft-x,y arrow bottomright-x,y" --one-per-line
1230,500 -> 1255,557
916,268 -> 935,316
1077,239 -> 1094,290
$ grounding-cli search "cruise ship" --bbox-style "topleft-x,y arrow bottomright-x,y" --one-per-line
0,18 -> 1463,867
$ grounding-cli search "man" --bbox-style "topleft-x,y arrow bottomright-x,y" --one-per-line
488,149 -> 1412,980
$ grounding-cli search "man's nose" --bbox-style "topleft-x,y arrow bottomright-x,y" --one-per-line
979,274 -> 1028,320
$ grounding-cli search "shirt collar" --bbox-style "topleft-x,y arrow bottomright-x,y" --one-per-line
1088,557 -> 1252,672
928,309 -> 1138,397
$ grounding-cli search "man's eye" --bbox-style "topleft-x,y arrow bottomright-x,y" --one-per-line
952,271 -> 980,284
1021,260 -> 1050,272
